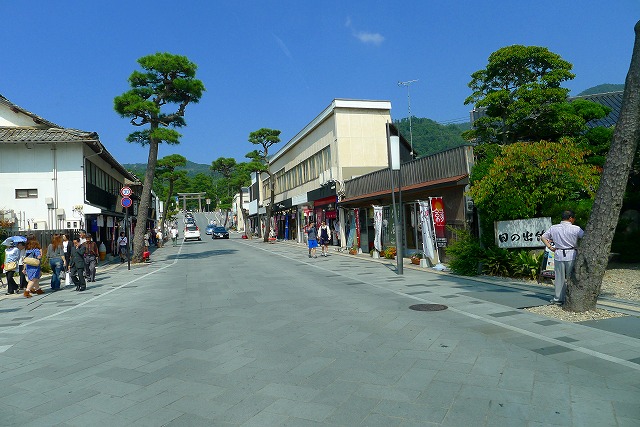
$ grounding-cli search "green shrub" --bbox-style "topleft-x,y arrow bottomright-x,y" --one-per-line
384,246 -> 397,259
611,230 -> 640,262
482,247 -> 514,277
511,250 -> 543,280
445,228 -> 484,276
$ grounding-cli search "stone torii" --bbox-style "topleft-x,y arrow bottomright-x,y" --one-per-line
177,192 -> 206,212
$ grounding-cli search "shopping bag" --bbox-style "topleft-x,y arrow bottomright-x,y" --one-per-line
65,271 -> 71,285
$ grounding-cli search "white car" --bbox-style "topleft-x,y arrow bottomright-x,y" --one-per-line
183,224 -> 201,241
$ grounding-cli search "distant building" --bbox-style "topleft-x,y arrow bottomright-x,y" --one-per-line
569,91 -> 623,128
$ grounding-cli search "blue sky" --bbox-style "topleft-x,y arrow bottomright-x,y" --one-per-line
1,1 -> 638,166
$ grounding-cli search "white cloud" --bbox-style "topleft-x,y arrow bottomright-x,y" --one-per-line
273,34 -> 293,60
345,16 -> 384,46
354,31 -> 384,45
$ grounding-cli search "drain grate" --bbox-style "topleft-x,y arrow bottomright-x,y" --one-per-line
409,304 -> 448,312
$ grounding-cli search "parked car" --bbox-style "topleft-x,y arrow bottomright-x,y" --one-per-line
205,224 -> 215,235
183,224 -> 201,241
211,226 -> 229,239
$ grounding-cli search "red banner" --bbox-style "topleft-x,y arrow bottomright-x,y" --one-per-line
430,197 -> 446,246
355,208 -> 361,246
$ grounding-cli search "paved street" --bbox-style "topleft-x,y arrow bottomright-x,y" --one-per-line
1,225 -> 639,426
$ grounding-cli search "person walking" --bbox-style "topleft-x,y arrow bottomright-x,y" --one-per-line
3,240 -> 20,295
16,241 -> 27,291
83,235 -> 99,282
46,234 -> 65,291
62,234 -> 71,285
541,210 -> 585,305
170,226 -> 179,247
23,235 -> 44,298
319,221 -> 331,257
69,236 -> 86,291
306,222 -> 318,258
117,232 -> 128,263
156,229 -> 163,247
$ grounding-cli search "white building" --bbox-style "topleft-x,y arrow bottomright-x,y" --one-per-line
232,187 -> 250,232
0,94 -> 145,253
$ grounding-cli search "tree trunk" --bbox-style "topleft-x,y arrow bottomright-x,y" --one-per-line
159,179 -> 175,237
566,20 -> 640,312
133,139 -> 159,262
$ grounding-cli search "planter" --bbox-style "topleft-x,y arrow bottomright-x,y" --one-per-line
349,249 -> 358,255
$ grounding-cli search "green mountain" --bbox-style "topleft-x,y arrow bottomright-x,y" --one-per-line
577,84 -> 624,96
394,117 -> 470,157
124,160 -> 219,180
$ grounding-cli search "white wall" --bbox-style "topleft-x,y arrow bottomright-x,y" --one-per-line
0,142 -> 85,228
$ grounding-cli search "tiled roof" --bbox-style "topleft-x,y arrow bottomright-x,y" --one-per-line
0,127 -> 98,143
569,91 -> 623,128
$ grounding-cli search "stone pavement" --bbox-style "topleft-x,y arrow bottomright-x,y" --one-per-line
0,236 -> 638,426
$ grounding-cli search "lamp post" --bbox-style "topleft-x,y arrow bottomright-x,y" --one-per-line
397,79 -> 418,158
387,123 -> 403,275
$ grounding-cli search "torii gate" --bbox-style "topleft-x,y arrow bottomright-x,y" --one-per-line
177,192 -> 206,212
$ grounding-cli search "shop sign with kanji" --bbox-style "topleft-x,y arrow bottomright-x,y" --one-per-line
495,217 -> 552,249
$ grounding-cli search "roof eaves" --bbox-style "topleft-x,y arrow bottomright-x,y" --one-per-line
0,94 -> 62,128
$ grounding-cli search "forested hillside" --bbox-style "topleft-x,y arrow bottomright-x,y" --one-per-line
124,160 -> 218,180
394,117 -> 470,157
577,84 -> 624,96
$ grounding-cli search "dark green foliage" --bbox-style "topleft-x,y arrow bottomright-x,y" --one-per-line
445,228 -> 484,276
611,230 -> 640,262
482,247 -> 514,277
538,199 -> 593,229
394,117 -> 469,157
125,160 -> 221,179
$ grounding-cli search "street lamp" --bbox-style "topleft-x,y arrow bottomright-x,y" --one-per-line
397,79 -> 418,158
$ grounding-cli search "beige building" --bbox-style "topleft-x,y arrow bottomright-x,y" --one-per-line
248,98 -> 411,244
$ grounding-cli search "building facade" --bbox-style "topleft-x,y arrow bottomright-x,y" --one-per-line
0,95 -> 151,254
248,98 -> 412,244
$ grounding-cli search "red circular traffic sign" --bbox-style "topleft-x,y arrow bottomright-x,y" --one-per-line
120,186 -> 132,197
121,197 -> 132,208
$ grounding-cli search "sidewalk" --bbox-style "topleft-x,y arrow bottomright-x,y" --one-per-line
267,239 -> 640,380
0,248 -> 155,302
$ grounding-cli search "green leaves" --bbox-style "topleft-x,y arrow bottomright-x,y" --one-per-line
114,52 -> 205,146
465,45 -> 577,144
469,140 -> 600,221
248,128 -> 281,157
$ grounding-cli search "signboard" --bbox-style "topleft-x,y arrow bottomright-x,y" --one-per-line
121,197 -> 132,208
419,200 -> 437,263
495,217 -> 551,248
120,186 -> 132,197
430,197 -> 447,247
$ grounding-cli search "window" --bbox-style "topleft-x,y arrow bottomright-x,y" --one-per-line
15,189 -> 37,199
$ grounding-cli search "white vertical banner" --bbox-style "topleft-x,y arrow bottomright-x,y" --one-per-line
373,206 -> 383,252
419,200 -> 437,263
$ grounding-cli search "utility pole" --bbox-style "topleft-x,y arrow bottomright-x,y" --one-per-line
397,79 -> 418,158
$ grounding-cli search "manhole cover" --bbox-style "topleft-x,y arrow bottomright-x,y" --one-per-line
409,304 -> 448,311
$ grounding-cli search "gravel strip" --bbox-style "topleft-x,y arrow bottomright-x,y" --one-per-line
524,263 -> 640,322
524,304 -> 627,322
